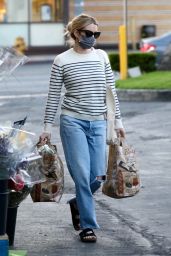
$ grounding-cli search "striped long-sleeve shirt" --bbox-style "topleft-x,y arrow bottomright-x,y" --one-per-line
44,48 -> 123,131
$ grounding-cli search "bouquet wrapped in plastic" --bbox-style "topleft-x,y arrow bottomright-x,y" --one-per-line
0,119 -> 46,207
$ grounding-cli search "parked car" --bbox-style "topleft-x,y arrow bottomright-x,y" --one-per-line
139,31 -> 171,65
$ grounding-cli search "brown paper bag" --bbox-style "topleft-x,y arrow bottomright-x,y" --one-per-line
102,141 -> 140,198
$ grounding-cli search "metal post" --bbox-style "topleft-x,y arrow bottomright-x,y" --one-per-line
123,0 -> 128,27
119,0 -> 128,80
119,25 -> 128,80
74,0 -> 84,16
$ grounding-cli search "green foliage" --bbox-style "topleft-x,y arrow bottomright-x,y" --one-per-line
116,71 -> 171,89
108,52 -> 156,73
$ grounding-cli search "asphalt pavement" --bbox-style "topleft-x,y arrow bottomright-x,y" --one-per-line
0,63 -> 171,256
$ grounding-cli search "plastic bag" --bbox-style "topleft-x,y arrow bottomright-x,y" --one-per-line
14,153 -> 46,186
30,140 -> 64,203
0,128 -> 20,180
8,184 -> 32,208
0,47 -> 29,81
0,124 -> 46,184
0,118 -> 46,208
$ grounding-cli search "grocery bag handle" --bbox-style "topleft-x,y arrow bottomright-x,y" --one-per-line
106,144 -> 117,180
37,137 -> 51,147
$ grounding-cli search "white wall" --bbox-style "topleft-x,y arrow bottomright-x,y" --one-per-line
0,23 -> 65,47
30,23 -> 65,46
0,24 -> 28,47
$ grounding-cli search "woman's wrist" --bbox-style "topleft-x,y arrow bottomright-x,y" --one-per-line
115,118 -> 124,130
44,123 -> 53,133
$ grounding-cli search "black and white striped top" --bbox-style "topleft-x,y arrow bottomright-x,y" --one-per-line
44,48 -> 122,131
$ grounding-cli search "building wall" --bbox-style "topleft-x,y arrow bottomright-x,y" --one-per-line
69,0 -> 171,47
1,0 -> 171,50
0,0 -> 65,49
84,0 -> 122,45
127,0 -> 171,43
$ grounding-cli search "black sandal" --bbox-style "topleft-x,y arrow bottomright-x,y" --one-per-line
79,228 -> 97,243
68,198 -> 80,231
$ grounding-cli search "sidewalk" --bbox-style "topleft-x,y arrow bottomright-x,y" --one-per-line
12,99 -> 171,256
27,54 -> 55,64
2,59 -> 171,255
13,193 -> 155,256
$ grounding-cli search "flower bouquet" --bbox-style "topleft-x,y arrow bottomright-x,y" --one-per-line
0,120 -> 46,207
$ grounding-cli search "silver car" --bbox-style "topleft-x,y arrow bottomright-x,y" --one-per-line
140,31 -> 171,64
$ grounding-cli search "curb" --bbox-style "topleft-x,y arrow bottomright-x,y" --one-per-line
117,89 -> 171,101
26,56 -> 171,102
27,55 -> 55,64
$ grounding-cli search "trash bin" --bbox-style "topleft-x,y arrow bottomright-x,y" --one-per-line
141,25 -> 156,38
6,207 -> 18,246
0,180 -> 9,236
6,185 -> 31,246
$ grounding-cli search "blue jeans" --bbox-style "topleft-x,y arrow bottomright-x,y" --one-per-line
60,114 -> 106,229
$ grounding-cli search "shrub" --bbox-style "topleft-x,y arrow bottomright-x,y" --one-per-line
108,52 -> 156,73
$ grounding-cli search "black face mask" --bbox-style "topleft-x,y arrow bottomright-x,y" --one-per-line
79,35 -> 96,49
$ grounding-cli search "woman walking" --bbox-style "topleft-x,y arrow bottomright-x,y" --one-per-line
40,13 -> 125,243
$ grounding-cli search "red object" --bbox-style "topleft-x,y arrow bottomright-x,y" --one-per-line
140,43 -> 156,52
8,175 -> 25,191
133,177 -> 139,186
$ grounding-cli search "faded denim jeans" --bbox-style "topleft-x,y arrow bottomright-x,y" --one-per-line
60,114 -> 106,229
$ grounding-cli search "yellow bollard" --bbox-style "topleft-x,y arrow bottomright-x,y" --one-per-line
119,25 -> 128,80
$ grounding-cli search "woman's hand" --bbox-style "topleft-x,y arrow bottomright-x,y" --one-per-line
39,132 -> 51,143
116,128 -> 126,139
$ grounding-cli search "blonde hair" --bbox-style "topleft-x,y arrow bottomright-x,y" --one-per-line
65,13 -> 99,46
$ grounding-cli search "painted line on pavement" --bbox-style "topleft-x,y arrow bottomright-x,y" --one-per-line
0,93 -> 47,99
